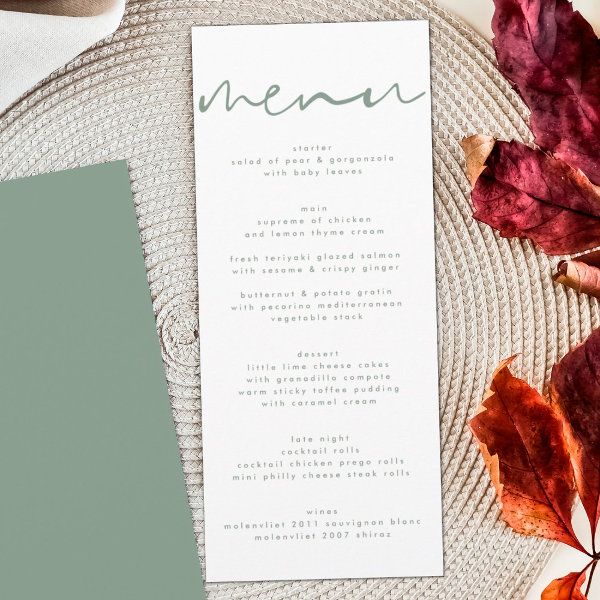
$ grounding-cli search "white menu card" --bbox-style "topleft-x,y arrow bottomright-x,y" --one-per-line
192,20 -> 443,582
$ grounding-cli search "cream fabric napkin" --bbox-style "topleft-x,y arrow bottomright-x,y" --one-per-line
0,0 -> 125,113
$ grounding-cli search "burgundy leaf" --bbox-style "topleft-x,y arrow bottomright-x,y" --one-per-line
461,136 -> 600,255
492,0 -> 600,185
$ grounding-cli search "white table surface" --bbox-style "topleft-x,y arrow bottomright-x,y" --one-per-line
433,1 -> 600,598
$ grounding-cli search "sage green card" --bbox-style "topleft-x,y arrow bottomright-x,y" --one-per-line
0,161 -> 205,599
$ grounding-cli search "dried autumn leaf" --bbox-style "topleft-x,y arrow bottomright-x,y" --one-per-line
462,137 -> 600,255
572,250 -> 600,269
554,259 -> 600,299
550,327 -> 600,536
492,0 -> 600,185
469,357 -> 583,551
461,134 -> 495,187
541,571 -> 588,600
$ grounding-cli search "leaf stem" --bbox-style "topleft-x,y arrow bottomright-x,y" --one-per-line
585,560 -> 597,597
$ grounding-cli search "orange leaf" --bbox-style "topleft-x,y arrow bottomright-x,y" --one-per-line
469,358 -> 583,551
550,328 -> 600,536
541,571 -> 588,600
461,134 -> 495,187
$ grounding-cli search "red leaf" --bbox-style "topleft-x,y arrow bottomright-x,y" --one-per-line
461,136 -> 600,255
492,0 -> 600,185
550,328 -> 600,536
469,358 -> 583,551
541,571 -> 588,600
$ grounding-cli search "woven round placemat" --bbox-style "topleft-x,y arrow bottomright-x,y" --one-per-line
1,1 -> 597,598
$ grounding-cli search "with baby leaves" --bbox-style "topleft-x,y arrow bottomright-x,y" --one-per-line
470,329 -> 600,599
